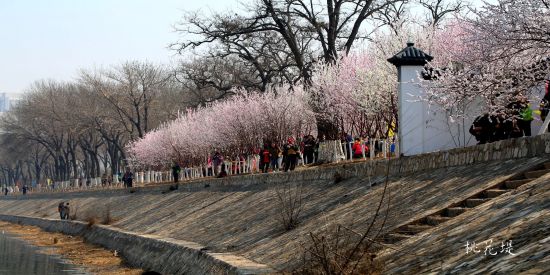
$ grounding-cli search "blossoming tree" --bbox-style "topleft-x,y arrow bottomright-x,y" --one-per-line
422,0 -> 550,122
127,86 -> 316,169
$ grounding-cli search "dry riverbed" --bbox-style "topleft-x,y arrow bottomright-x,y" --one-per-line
0,221 -> 143,275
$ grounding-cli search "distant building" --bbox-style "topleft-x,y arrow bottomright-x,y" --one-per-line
0,92 -> 23,112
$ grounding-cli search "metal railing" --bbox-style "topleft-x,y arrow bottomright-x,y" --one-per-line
2,138 -> 398,196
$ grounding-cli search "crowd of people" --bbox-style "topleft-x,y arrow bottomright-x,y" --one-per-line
167,135 -> 324,182
2,185 -> 29,196
222,135 -> 319,175
469,95 -> 534,144
164,133 -> 395,182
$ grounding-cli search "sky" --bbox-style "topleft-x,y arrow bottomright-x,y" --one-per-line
0,0 -> 490,94
0,0 -> 240,94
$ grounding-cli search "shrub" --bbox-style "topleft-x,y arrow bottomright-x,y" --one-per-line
100,206 -> 116,225
275,182 -> 305,231
86,216 -> 97,227
80,205 -> 117,226
296,225 -> 384,275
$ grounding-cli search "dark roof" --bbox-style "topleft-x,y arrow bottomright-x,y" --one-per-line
387,42 -> 433,66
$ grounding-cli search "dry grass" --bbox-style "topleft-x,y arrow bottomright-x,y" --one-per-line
86,216 -> 98,227
0,221 -> 143,275
101,207 -> 117,225
80,206 -> 118,226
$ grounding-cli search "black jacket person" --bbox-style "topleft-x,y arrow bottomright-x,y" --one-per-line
469,114 -> 492,144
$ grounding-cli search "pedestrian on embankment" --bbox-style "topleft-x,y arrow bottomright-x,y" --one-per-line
260,144 -> 271,173
172,162 -> 181,183
269,142 -> 281,172
58,202 -> 65,220
212,151 -> 223,177
122,167 -> 134,188
63,202 -> 70,220
303,135 -> 316,164
283,137 -> 299,172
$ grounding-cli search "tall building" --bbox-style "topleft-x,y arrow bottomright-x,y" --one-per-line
0,92 -> 22,112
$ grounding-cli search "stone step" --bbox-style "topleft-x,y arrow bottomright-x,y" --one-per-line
384,233 -> 411,244
465,198 -> 489,208
445,207 -> 467,217
504,179 -> 531,189
484,189 -> 509,198
398,224 -> 434,235
425,215 -> 452,226
524,169 -> 550,179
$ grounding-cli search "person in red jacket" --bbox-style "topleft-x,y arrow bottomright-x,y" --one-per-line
352,138 -> 366,159
260,144 -> 271,173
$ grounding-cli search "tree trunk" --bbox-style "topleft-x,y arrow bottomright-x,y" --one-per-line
316,117 -> 340,140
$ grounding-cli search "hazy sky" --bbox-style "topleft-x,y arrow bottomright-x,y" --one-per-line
0,0 -> 489,94
0,0 -> 240,94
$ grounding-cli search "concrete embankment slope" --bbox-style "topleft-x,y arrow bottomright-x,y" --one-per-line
377,168 -> 550,274
1,135 -> 550,273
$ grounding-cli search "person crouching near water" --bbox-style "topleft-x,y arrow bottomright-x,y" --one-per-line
58,202 -> 70,220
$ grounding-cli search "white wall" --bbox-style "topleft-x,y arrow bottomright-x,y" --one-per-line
398,65 -> 477,156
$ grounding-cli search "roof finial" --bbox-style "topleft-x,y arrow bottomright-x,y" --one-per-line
407,36 -> 414,47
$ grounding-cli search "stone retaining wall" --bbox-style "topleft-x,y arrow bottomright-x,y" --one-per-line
0,215 -> 274,275
10,134 -> 550,200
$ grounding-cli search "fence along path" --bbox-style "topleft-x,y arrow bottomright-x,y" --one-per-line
5,138 -> 396,195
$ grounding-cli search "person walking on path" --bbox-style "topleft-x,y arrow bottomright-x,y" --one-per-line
172,162 -> 181,183
519,97 -> 533,136
63,202 -> 70,220
352,138 -> 365,159
122,168 -> 134,188
269,142 -> 281,172
260,144 -> 271,173
283,137 -> 299,172
212,151 -> 223,177
303,135 -> 316,164
58,202 -> 65,220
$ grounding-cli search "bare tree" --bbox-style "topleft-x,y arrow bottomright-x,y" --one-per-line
80,61 -> 171,139
375,1 -> 410,35
172,0 -> 410,138
418,0 -> 464,27
173,0 -> 407,83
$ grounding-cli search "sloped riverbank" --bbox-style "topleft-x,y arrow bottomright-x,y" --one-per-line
2,135 -> 550,273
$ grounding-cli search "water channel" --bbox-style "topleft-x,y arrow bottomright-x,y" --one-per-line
0,232 -> 88,275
